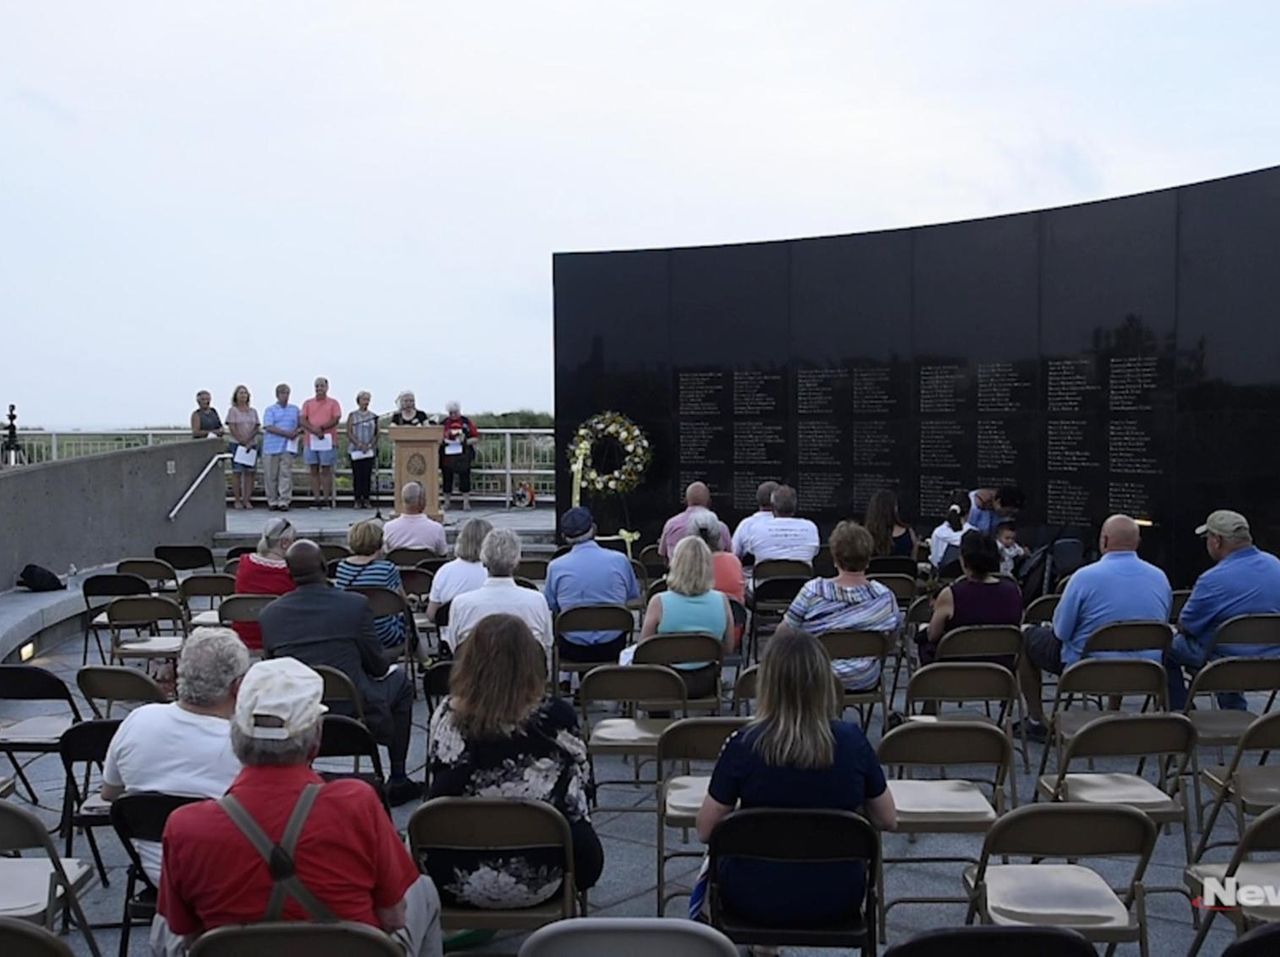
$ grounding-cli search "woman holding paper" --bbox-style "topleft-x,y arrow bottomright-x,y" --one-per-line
347,390 -> 379,509
225,384 -> 260,510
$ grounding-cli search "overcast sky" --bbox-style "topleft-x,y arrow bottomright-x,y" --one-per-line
3,2 -> 1278,429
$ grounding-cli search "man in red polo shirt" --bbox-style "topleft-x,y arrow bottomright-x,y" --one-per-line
153,657 -> 442,956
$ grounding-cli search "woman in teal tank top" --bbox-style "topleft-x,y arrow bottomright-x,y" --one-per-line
640,537 -> 732,698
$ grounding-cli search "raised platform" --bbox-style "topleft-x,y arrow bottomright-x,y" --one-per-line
216,503 -> 557,553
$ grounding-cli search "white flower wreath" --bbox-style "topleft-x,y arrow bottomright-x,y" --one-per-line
570,411 -> 652,496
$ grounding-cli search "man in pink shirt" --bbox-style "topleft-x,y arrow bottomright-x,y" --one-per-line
301,377 -> 342,509
658,481 -> 731,559
383,482 -> 447,554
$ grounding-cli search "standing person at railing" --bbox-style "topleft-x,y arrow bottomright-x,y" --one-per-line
191,391 -> 224,438
262,383 -> 301,512
225,385 -> 260,510
301,376 -> 341,510
347,391 -> 379,510
439,400 -> 480,512
391,390 -> 429,426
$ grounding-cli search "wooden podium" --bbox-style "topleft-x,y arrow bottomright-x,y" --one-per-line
388,425 -> 443,520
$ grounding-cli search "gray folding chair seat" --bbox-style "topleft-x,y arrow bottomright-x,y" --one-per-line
964,863 -> 1133,929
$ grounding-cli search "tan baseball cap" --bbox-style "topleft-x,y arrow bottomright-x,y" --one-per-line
233,658 -> 327,741
1195,509 -> 1251,538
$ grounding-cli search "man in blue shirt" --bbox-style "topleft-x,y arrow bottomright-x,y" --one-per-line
968,485 -> 1025,536
1019,514 -> 1172,740
261,383 -> 301,511
1167,510 -> 1280,711
545,507 -> 640,666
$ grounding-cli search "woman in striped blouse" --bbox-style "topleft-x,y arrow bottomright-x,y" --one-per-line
334,519 -> 408,650
782,521 -> 901,690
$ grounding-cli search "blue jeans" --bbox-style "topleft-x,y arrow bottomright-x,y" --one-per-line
1166,633 -> 1247,711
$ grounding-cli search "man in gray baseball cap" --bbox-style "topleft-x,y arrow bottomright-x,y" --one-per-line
1167,509 -> 1280,710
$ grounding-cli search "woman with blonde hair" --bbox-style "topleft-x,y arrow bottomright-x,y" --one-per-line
639,535 -> 734,698
225,384 -> 260,510
334,519 -> 407,650
391,390 -> 428,426
696,625 -> 896,927
427,613 -> 602,908
425,518 -> 493,646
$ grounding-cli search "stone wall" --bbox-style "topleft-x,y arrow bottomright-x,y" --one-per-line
0,439 -> 225,590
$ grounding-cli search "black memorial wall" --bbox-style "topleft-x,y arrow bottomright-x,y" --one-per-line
553,165 -> 1280,585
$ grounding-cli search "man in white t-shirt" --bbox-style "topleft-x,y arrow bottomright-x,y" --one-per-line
101,627 -> 249,882
731,480 -> 779,559
384,482 -> 447,554
736,484 -> 820,564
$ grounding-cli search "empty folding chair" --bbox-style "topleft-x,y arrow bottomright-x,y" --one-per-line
1182,657 -> 1280,828
877,721 -> 1012,933
1185,803 -> 1280,956
314,665 -> 365,723
225,545 -> 255,560
752,559 -> 813,580
869,573 -> 917,608
963,803 -> 1156,955
106,595 -> 187,666
58,718 -> 121,885
0,664 -> 83,803
1037,712 -> 1196,866
519,917 -> 738,957
905,663 -> 1023,805
408,796 -> 581,931
0,801 -> 101,957
111,791 -> 204,957
317,715 -> 389,814
868,556 -> 918,577
80,573 -> 150,665
706,808 -> 880,956
1171,588 -> 1193,624
398,568 -> 434,634
1022,593 -> 1060,627
1194,710 -> 1280,860
116,557 -> 180,594
639,544 -> 667,580
218,594 -> 279,636
745,575 -> 807,664
1035,657 -> 1167,779
515,557 -> 551,581
882,925 -> 1095,957
0,916 -> 76,957
179,573 -> 237,626
188,922 -> 402,957
731,665 -> 759,716
155,544 -> 217,573
579,665 -> 686,812
222,558 -> 241,577
655,717 -> 749,913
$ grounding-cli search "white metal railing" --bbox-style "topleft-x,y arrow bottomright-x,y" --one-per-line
15,427 -> 558,506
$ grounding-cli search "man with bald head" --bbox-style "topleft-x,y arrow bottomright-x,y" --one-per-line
257,539 -> 419,805
1019,514 -> 1172,738
384,481 -> 447,554
658,481 -> 731,559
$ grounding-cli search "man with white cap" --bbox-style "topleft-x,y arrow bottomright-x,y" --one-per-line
153,658 -> 442,957
1167,509 -> 1280,710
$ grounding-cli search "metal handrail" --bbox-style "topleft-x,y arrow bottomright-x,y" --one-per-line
169,452 -> 231,521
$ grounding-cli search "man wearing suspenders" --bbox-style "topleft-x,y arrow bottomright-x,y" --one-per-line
153,658 -> 443,956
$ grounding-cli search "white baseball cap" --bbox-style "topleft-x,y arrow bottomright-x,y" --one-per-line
233,658 -> 327,741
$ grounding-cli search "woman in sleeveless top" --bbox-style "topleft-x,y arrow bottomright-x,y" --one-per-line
920,530 -> 1022,668
639,536 -> 732,699
191,390 -> 224,438
864,489 -> 918,559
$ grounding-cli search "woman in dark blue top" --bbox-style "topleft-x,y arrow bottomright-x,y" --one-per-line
696,625 -> 897,927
